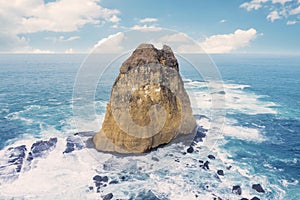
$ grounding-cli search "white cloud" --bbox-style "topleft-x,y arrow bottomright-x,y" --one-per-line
45,36 -> 80,43
267,11 -> 281,21
240,0 -> 268,11
0,0 -> 120,52
92,29 -> 258,55
199,28 -> 258,53
139,18 -> 158,23
241,0 -> 300,24
0,33 -> 28,52
109,15 -> 121,23
93,32 -> 125,53
130,25 -> 162,32
272,0 -> 292,5
290,5 -> 300,15
159,29 -> 258,54
287,20 -> 297,24
14,47 -> 55,54
219,19 -> 227,23
160,33 -> 190,43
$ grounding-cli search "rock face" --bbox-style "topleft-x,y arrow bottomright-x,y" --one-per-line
93,43 -> 196,153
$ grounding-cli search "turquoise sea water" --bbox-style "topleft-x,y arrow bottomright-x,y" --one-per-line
0,54 -> 299,199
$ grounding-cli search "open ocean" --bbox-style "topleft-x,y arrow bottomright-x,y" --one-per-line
0,54 -> 299,199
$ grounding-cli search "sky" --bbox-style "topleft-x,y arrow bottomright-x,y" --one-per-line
0,0 -> 299,54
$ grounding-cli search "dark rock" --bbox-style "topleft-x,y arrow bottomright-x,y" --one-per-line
74,131 -> 95,137
63,143 -> 75,154
175,158 -> 180,162
208,155 -> 215,160
232,185 -> 242,195
217,91 -> 226,95
226,165 -> 232,170
135,190 -> 160,200
93,175 -> 109,187
213,197 -> 222,200
120,44 -> 179,73
194,127 -> 207,142
251,197 -> 260,200
63,135 -> 85,154
95,182 -> 101,187
240,198 -> 249,200
187,146 -> 194,153
200,161 -> 210,170
103,193 -> 113,200
31,138 -> 57,158
102,176 -> 108,182
252,184 -> 265,193
93,175 -> 102,182
120,175 -> 129,181
217,170 -> 224,176
109,180 -> 118,184
151,157 -> 159,162
27,152 -> 33,162
0,145 -> 27,181
199,160 -> 203,163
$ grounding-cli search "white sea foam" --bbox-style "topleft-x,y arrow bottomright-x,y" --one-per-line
0,120 -> 285,199
0,80 -> 285,199
185,80 -> 278,116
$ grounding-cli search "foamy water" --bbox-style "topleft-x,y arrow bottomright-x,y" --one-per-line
0,79 -> 286,199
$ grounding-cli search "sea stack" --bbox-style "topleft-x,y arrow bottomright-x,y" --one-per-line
93,43 -> 196,153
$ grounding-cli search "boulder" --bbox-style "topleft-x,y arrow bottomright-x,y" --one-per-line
217,170 -> 224,176
232,185 -> 242,195
252,184 -> 265,193
30,138 -> 57,158
93,44 -> 196,153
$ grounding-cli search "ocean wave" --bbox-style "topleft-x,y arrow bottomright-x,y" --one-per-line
0,130 -> 282,199
187,80 -> 278,118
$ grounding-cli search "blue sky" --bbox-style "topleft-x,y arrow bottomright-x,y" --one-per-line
0,0 -> 299,54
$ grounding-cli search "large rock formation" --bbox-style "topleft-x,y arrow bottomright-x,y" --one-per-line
93,43 -> 196,153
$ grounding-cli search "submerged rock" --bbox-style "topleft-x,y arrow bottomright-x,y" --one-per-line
102,193 -> 113,200
134,190 -> 160,200
93,44 -> 196,153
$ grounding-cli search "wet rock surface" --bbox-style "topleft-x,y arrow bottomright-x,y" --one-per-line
30,138 -> 57,158
0,138 -> 57,183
